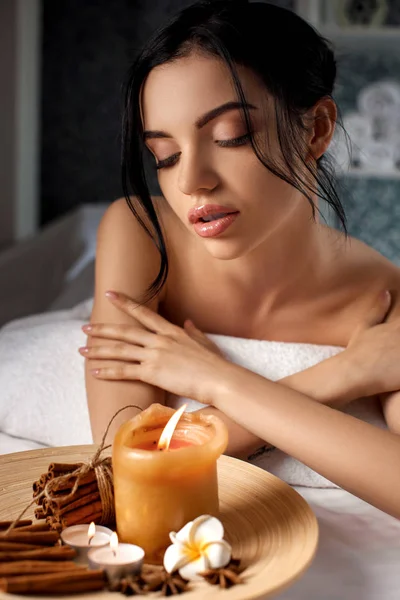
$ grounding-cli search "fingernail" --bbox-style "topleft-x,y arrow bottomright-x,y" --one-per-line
105,291 -> 118,299
79,346 -> 89,353
82,325 -> 92,332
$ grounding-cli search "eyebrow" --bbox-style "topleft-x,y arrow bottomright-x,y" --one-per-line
143,101 -> 257,141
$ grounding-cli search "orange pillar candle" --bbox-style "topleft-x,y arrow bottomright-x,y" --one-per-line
112,403 -> 228,564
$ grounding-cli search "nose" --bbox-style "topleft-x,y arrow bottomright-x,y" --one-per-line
177,147 -> 219,196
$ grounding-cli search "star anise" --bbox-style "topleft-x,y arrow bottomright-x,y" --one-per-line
111,574 -> 147,596
199,558 -> 244,589
142,567 -> 190,596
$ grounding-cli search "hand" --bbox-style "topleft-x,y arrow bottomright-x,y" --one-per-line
79,291 -> 230,404
344,290 -> 400,398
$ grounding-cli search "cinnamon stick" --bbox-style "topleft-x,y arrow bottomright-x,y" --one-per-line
39,473 -> 49,487
48,463 -> 83,474
17,523 -> 51,533
58,492 -> 100,516
32,481 -> 42,497
0,570 -> 106,594
0,561 -> 84,577
34,507 -> 46,520
41,499 -> 53,517
44,516 -> 62,532
60,503 -> 103,527
0,546 -> 76,562
47,471 -> 97,493
0,542 -> 43,552
50,481 -> 99,510
0,531 -> 59,545
0,520 -> 32,530
65,511 -> 103,527
47,509 -> 103,531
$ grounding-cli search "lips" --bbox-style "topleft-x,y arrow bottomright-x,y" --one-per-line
188,204 -> 239,238
188,204 -> 238,225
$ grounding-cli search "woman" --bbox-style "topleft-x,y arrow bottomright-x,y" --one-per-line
80,1 -> 400,517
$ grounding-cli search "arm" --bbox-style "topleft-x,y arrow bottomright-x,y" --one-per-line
196,293 -> 392,458
214,361 -> 400,519
195,350 -> 359,458
379,303 -> 400,435
85,198 -> 165,444
84,296 -> 400,516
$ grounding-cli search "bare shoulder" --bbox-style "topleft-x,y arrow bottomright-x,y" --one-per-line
92,197 -> 164,319
344,235 -> 400,315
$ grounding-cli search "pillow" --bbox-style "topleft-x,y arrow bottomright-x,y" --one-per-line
0,301 -> 94,447
48,260 -> 95,312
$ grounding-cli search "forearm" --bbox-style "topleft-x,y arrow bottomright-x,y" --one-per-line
198,350 -> 361,459
215,363 -> 400,518
279,350 -> 363,408
85,363 -> 165,445
196,406 -> 272,459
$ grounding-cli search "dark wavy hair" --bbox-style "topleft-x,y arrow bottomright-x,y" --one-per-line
121,0 -> 346,302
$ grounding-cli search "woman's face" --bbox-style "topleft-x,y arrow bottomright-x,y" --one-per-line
141,52 -> 312,260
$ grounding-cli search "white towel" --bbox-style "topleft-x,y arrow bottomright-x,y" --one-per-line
168,334 -> 387,488
0,300 -> 386,489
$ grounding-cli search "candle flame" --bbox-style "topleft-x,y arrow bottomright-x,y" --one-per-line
88,522 -> 96,543
110,531 -> 119,557
157,404 -> 187,451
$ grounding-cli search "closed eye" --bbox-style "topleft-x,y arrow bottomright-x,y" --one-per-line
156,152 -> 181,170
155,133 -> 252,170
217,133 -> 252,147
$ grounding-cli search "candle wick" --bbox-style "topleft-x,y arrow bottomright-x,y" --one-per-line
88,536 -> 94,546
112,549 -> 117,558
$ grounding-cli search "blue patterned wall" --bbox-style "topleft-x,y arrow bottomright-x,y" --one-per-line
330,45 -> 400,264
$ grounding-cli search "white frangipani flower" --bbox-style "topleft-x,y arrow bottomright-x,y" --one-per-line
163,514 -> 232,581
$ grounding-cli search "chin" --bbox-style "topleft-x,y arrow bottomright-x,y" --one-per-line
202,237 -> 250,261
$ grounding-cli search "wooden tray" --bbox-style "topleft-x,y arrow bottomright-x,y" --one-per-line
0,445 -> 318,599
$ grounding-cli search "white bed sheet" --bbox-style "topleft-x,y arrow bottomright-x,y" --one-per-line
0,432 -> 47,455
275,486 -> 400,600
0,203 -> 107,327
0,205 -> 106,456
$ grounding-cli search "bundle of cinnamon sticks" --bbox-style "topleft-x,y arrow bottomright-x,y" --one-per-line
32,461 -> 113,531
0,519 -> 106,594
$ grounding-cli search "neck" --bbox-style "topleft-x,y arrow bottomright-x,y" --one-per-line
213,205 -> 337,310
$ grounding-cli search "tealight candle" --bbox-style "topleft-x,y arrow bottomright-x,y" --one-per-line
88,532 -> 144,586
60,522 -> 112,564
113,403 -> 228,564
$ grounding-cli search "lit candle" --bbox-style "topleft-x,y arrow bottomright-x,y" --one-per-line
60,522 -> 112,564
88,531 -> 144,586
112,403 -> 228,564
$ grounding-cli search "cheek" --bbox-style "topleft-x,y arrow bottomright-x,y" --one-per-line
157,176 -> 187,219
233,159 -> 299,225
229,154 -> 285,203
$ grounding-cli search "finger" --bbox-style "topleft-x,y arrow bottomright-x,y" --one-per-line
90,362 -> 141,381
350,290 -> 392,343
79,343 -> 147,362
105,291 -> 176,335
363,290 -> 391,327
184,319 -> 202,337
184,319 -> 211,344
82,323 -> 154,346
184,320 -> 223,355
